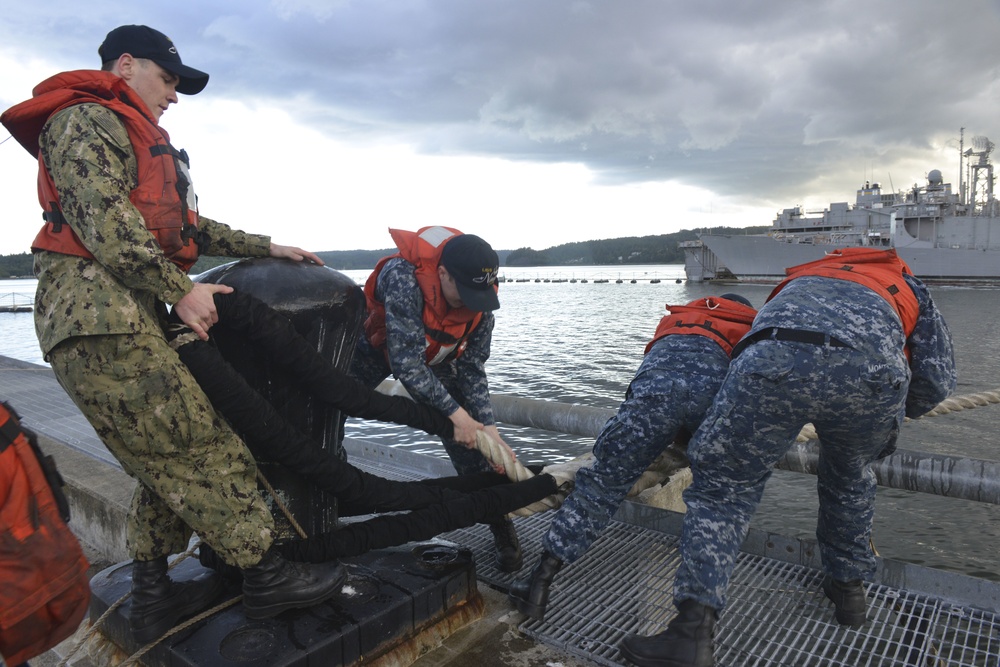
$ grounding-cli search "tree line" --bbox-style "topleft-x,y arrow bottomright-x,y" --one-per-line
0,226 -> 768,278
508,230 -> 688,266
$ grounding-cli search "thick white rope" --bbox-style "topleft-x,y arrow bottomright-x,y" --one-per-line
478,389 -> 1000,516
474,430 -> 533,481
795,388 -> 1000,442
920,389 -> 1000,417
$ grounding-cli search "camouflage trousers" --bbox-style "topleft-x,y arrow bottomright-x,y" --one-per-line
543,336 -> 730,563
348,342 -> 493,476
675,338 -> 908,610
49,333 -> 275,568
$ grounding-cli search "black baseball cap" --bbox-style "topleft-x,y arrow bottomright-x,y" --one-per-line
99,25 -> 209,95
440,234 -> 501,312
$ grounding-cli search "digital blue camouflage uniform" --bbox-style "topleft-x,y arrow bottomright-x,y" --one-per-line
349,257 -> 497,475
32,103 -> 277,568
675,275 -> 956,611
543,334 -> 732,563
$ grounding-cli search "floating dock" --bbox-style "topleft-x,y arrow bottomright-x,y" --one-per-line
0,292 -> 34,312
2,355 -> 999,666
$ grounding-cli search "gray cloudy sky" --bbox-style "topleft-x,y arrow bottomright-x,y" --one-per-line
2,0 -> 999,255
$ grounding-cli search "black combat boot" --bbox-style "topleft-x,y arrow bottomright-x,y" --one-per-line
822,576 -> 867,627
241,548 -> 347,619
508,552 -> 563,620
129,556 -> 224,644
489,517 -> 523,572
619,599 -> 717,667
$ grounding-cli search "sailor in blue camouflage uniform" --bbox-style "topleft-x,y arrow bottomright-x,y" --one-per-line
509,295 -> 757,620
620,248 -> 956,667
2,24 -> 346,643
348,226 -> 526,571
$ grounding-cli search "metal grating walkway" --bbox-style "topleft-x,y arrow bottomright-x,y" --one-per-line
351,454 -> 1000,667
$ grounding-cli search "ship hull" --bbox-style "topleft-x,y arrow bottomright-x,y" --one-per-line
686,136 -> 1000,285
696,234 -> 1000,284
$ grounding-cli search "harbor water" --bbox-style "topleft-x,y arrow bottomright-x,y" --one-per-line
1,265 -> 998,582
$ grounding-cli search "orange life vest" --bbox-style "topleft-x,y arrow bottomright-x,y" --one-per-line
769,247 -> 919,338
645,296 -> 758,356
0,70 -> 202,272
0,402 -> 90,665
363,226 -> 493,365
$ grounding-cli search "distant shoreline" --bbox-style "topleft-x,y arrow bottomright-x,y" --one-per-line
2,228 -> 769,278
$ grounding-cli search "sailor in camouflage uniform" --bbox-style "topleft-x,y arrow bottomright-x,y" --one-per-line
1,25 -> 345,642
348,227 -> 527,571
620,248 -> 957,667
508,294 -> 757,621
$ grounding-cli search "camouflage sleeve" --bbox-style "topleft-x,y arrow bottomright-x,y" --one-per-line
39,104 -> 193,305
378,260 -> 462,417
453,312 -> 495,425
903,273 -> 957,418
197,215 -> 271,257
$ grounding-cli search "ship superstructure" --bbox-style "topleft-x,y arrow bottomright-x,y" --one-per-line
685,130 -> 1000,283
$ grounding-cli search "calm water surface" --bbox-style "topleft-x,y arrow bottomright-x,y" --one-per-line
1,266 -> 998,579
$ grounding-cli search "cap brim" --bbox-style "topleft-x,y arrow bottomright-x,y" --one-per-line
455,283 -> 500,312
154,59 -> 209,95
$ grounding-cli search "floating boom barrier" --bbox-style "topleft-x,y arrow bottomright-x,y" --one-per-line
482,390 -> 1000,506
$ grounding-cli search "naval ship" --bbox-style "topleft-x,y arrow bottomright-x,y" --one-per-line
684,131 -> 1000,284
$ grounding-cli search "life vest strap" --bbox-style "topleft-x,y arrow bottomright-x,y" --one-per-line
0,415 -> 20,452
42,204 -> 67,232
732,327 -> 851,359
180,222 -> 207,252
148,144 -> 189,163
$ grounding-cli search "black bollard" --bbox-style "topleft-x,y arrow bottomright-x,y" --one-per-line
195,257 -> 365,537
87,259 -> 483,665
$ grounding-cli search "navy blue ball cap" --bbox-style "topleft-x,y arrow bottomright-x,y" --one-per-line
719,293 -> 752,308
440,234 -> 501,312
99,25 -> 209,95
